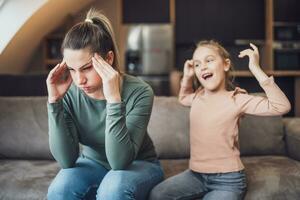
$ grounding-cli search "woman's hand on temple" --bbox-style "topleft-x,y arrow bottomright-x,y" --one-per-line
46,61 -> 73,103
92,53 -> 121,103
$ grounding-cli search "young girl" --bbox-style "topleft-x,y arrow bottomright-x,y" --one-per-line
149,40 -> 291,200
46,9 -> 163,200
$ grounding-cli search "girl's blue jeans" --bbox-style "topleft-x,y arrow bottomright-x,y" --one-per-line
149,169 -> 247,200
47,155 -> 164,200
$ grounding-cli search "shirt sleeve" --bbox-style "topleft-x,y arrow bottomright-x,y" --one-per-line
234,76 -> 291,116
47,100 -> 79,168
104,85 -> 154,170
178,79 -> 196,107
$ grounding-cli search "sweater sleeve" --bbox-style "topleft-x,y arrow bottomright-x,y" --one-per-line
47,100 -> 79,168
235,76 -> 291,116
105,86 -> 154,170
178,79 -> 196,107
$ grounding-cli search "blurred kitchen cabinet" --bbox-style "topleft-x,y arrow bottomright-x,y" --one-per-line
122,0 -> 170,23
42,16 -> 74,71
274,0 -> 300,22
43,34 -> 64,71
175,0 -> 265,45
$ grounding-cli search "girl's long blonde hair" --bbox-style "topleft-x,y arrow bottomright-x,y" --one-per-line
195,40 -> 235,90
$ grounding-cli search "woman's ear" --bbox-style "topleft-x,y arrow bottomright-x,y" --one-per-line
224,58 -> 231,72
106,51 -> 114,66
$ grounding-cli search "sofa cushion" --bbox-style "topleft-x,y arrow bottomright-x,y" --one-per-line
239,115 -> 286,156
242,156 -> 300,200
0,160 -> 59,200
148,97 -> 190,159
159,156 -> 300,200
284,118 -> 300,161
0,97 -> 52,160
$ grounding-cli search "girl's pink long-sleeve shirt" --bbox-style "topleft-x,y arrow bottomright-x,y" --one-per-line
179,76 -> 291,173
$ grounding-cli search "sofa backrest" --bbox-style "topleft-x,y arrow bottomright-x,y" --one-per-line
148,97 -> 190,159
0,97 -> 53,160
0,96 -> 287,161
148,97 -> 286,159
239,114 -> 286,156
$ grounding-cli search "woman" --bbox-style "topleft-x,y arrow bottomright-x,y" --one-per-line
47,9 -> 163,200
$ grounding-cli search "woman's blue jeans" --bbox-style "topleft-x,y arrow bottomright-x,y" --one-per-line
47,155 -> 164,200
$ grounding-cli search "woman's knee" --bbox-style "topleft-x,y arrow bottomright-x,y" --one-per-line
97,170 -> 130,199
47,169 -> 96,200
47,175 -> 70,200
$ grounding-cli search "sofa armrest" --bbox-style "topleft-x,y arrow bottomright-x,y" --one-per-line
283,117 -> 300,161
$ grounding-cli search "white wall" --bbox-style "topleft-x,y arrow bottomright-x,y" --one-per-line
0,0 -> 95,74
0,0 -> 47,54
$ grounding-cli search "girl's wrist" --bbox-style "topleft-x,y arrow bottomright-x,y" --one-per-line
181,76 -> 193,87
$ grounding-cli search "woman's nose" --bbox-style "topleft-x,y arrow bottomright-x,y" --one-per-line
76,72 -> 86,85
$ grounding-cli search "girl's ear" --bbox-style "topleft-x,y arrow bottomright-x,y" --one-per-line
224,58 -> 231,72
106,51 -> 114,65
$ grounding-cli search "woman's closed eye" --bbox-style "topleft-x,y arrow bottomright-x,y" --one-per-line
67,67 -> 74,71
82,65 -> 92,71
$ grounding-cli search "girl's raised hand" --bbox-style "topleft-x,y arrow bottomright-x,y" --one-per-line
183,59 -> 195,79
238,43 -> 260,71
46,61 -> 73,103
92,53 -> 121,103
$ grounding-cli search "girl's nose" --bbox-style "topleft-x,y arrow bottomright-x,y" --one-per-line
200,64 -> 207,71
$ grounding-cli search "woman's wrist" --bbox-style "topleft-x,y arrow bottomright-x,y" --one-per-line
106,95 -> 121,103
48,96 -> 61,104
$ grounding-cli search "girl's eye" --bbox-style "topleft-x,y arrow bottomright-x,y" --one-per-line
194,63 -> 200,67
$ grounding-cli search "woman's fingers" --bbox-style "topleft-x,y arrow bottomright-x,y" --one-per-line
92,57 -> 108,79
48,62 -> 68,83
92,53 -> 119,82
94,53 -> 116,74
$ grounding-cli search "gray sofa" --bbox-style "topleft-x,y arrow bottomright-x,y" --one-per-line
0,96 -> 300,200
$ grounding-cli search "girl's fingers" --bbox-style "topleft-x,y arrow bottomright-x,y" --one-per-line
238,49 -> 253,58
250,43 -> 259,53
184,59 -> 194,68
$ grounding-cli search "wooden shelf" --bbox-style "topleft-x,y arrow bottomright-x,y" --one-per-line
173,70 -> 300,78
230,70 -> 300,77
45,59 -> 61,65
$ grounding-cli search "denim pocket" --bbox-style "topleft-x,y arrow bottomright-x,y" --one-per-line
208,170 -> 247,193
